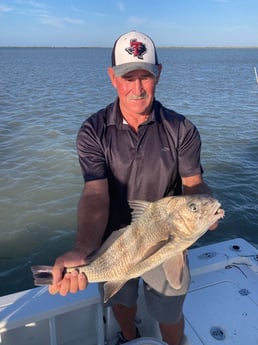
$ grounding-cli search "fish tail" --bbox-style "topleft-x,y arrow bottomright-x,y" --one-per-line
31,265 -> 87,286
31,265 -> 56,286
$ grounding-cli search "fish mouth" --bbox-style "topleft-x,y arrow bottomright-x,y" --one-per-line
213,202 -> 225,220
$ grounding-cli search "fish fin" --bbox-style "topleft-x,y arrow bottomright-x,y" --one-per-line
128,200 -> 151,222
124,239 -> 173,280
141,239 -> 170,261
103,280 -> 128,303
162,253 -> 186,290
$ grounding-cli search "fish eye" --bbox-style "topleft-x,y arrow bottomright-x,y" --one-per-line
189,203 -> 198,212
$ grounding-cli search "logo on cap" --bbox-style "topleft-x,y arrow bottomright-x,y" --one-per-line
125,39 -> 146,60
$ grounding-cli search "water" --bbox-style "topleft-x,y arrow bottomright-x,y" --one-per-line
0,48 -> 257,297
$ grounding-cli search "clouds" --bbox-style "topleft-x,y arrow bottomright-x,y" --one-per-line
116,1 -> 146,27
0,4 -> 13,12
15,0 -> 46,9
0,1 -> 84,28
38,14 -> 84,28
1,0 -> 257,47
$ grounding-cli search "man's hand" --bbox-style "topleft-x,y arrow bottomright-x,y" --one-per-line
209,221 -> 219,231
49,250 -> 88,296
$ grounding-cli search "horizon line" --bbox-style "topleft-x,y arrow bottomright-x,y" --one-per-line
1,45 -> 258,49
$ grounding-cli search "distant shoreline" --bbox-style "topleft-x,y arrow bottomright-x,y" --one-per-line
1,46 -> 258,49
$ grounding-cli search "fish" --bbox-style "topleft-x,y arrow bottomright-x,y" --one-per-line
31,194 -> 224,302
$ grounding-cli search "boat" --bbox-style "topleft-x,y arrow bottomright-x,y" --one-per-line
0,238 -> 257,345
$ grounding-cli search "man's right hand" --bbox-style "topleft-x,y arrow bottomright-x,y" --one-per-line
48,250 -> 88,296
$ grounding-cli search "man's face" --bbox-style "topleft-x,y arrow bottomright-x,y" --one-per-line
108,67 -> 161,116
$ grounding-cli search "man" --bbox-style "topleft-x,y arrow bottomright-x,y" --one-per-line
49,31 -> 218,345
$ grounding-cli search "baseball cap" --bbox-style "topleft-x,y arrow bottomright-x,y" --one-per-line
111,31 -> 159,77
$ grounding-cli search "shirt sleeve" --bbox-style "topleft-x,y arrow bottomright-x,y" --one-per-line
178,118 -> 203,178
76,119 -> 107,182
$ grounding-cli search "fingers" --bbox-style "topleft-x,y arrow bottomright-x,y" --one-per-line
48,250 -> 88,296
48,271 -> 88,295
52,260 -> 65,284
78,272 -> 88,291
68,271 -> 88,294
58,273 -> 74,296
48,262 -> 65,295
48,282 -> 61,295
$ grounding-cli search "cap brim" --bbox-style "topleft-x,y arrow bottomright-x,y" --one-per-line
112,62 -> 159,77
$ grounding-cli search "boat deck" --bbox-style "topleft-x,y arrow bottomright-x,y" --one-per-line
0,238 -> 257,345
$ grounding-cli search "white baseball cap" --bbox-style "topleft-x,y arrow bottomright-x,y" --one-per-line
111,31 -> 159,77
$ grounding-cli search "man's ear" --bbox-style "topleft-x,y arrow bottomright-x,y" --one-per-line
156,64 -> 162,84
107,67 -> 117,88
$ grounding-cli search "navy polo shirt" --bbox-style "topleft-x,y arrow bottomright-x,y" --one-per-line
77,99 -> 202,240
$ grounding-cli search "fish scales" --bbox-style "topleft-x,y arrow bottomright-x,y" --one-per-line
31,195 -> 225,302
73,205 -> 170,282
66,197 -> 204,282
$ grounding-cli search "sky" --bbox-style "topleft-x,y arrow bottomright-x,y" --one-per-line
0,0 -> 258,47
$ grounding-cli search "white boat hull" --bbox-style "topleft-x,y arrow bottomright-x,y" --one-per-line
0,238 -> 257,345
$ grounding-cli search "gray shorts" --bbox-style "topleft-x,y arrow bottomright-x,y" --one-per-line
99,255 -> 190,324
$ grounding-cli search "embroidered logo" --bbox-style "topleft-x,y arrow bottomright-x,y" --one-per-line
125,39 -> 146,60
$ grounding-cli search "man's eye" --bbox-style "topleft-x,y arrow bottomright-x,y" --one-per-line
123,77 -> 134,82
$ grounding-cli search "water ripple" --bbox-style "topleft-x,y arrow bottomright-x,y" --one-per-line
0,47 -> 257,295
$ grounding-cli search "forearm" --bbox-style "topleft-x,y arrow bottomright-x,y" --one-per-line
182,174 -> 213,196
183,181 -> 212,195
74,179 -> 109,256
49,179 -> 109,295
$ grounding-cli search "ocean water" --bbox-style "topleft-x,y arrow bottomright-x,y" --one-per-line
0,47 -> 257,297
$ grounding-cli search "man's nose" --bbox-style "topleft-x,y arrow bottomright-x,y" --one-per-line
132,79 -> 144,95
